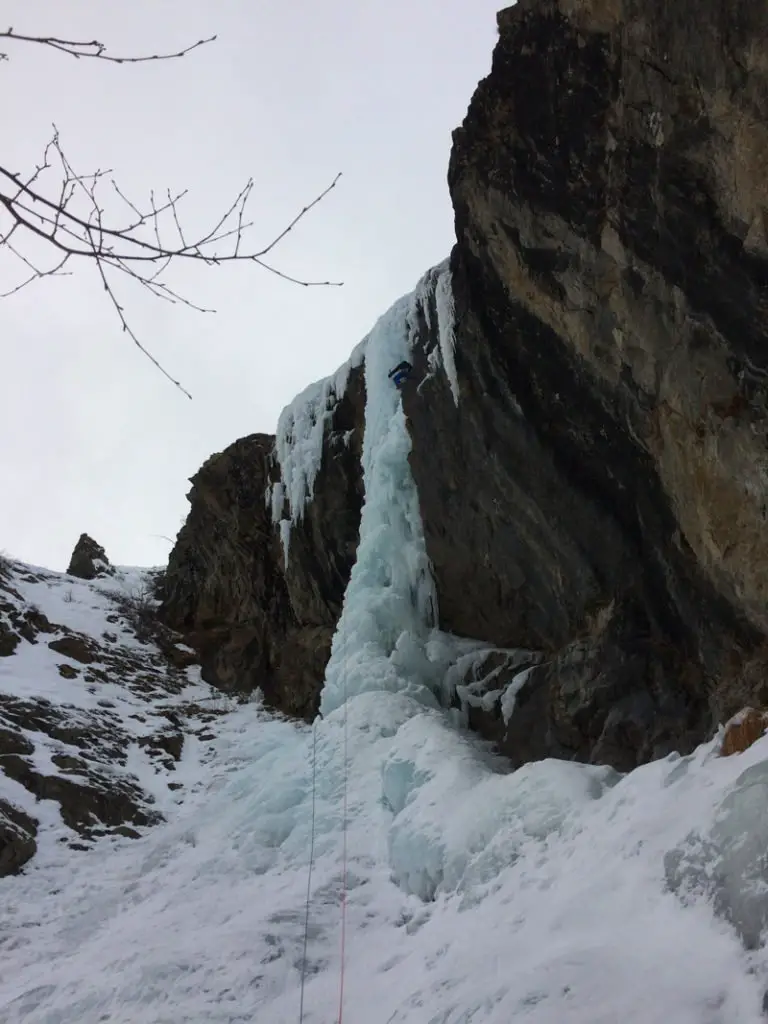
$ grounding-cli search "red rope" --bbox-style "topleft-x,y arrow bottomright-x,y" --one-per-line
337,686 -> 349,1023
298,722 -> 318,1024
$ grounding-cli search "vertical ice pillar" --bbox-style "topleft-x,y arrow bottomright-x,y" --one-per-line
320,289 -> 438,715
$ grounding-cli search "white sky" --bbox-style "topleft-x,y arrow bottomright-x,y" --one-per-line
2,0 -> 502,571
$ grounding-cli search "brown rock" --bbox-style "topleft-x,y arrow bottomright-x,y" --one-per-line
51,753 -> 89,774
0,726 -> 34,757
721,708 -> 768,756
399,0 -> 768,769
138,730 -> 184,762
0,752 -> 161,835
113,826 -> 141,839
159,641 -> 199,669
67,533 -> 111,580
0,799 -> 37,876
17,605 -> 55,643
48,635 -> 96,664
0,622 -> 20,657
57,664 -> 80,679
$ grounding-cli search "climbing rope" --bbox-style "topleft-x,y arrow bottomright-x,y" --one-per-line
298,689 -> 350,1024
337,686 -> 349,1024
298,720 -> 318,1024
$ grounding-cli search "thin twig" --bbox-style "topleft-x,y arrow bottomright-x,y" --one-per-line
1,158 -> 343,275
94,258 -> 193,399
0,28 -> 216,64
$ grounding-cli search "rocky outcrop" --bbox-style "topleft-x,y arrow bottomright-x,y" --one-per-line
0,577 -> 55,658
721,708 -> 768,756
398,0 -> 768,770
67,533 -> 111,580
0,560 -> 229,870
161,0 -> 768,773
0,797 -> 37,877
160,367 -> 366,720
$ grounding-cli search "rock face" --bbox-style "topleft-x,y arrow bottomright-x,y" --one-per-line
67,533 -> 111,580
160,368 -> 365,720
163,0 -> 768,773
401,0 -> 768,770
721,708 -> 768,756
0,795 -> 37,877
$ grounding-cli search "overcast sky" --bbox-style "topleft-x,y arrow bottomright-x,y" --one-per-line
2,0 -> 503,571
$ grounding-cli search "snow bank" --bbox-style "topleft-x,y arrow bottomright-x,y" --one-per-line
383,711 -> 619,900
3,686 -> 766,1023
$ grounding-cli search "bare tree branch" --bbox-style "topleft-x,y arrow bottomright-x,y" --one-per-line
0,143 -> 342,272
0,27 -> 216,64
0,242 -> 71,296
94,256 -> 193,399
1,30 -> 343,397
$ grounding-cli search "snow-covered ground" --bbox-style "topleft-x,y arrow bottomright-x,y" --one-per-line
2,270 -> 768,1022
4,679 -> 768,1024
0,560 -> 232,859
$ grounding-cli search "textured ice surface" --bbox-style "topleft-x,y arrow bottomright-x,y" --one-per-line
666,758 -> 768,949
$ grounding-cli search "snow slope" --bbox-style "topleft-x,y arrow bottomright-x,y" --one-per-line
2,272 -> 768,1022
0,560 -> 235,865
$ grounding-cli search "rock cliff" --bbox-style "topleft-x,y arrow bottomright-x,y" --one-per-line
161,367 -> 365,720
406,0 -> 768,770
163,0 -> 768,772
